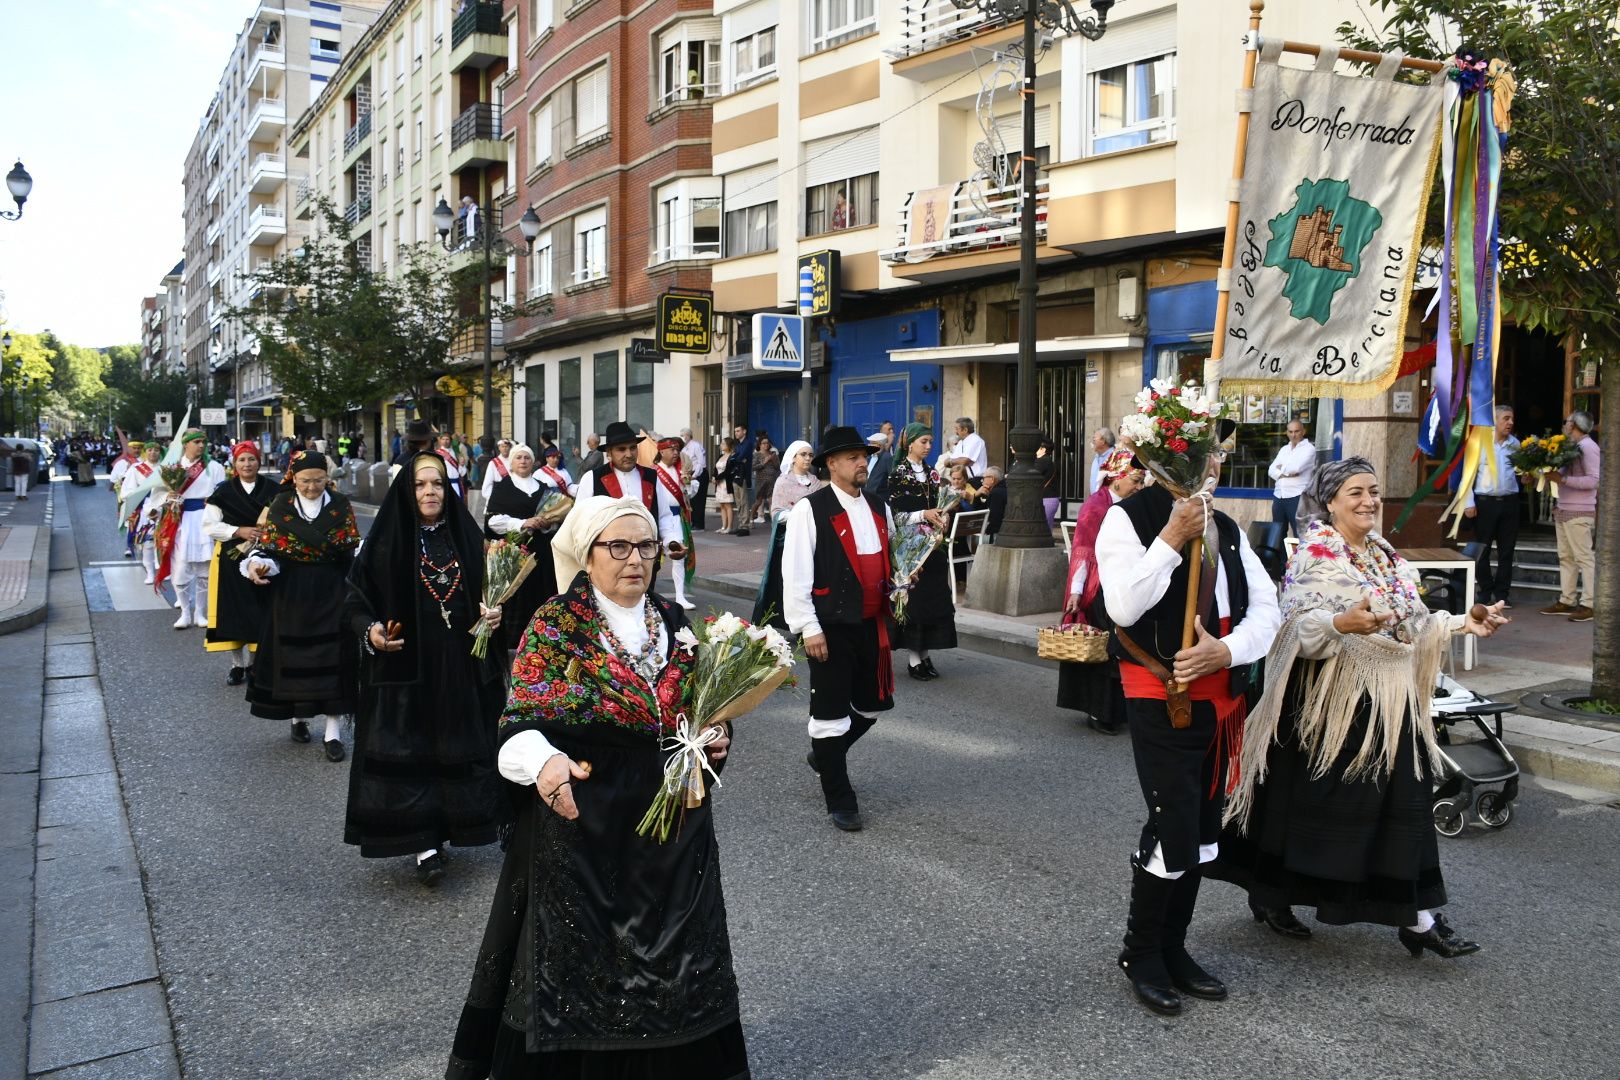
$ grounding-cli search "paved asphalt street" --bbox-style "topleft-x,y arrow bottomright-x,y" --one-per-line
63,479 -> 1620,1079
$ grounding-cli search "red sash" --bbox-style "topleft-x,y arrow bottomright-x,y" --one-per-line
435,449 -> 464,497
829,503 -> 893,702
134,462 -> 154,479
177,457 -> 207,495
655,464 -> 691,515
491,455 -> 510,479
539,465 -> 568,490
598,467 -> 657,512
1118,617 -> 1247,796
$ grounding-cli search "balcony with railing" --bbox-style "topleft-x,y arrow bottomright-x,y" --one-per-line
879,177 -> 1051,282
247,203 -> 287,246
248,151 -> 286,194
248,94 -> 286,141
449,102 -> 502,172
205,216 -> 222,247
293,176 -> 313,218
450,2 -> 507,72
206,259 -> 224,286
450,319 -> 506,360
247,39 -> 285,84
344,196 -> 374,227
342,112 -> 373,166
205,169 -> 224,203
886,0 -> 1020,80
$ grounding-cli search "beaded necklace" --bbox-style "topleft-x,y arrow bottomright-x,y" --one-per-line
594,594 -> 664,687
418,526 -> 461,628
1337,531 -> 1423,637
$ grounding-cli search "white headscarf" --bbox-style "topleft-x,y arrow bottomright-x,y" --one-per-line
551,495 -> 659,589
781,440 -> 813,475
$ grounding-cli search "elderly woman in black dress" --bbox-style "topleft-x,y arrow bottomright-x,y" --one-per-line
1212,457 -> 1508,956
343,453 -> 509,885
485,444 -> 570,649
445,494 -> 747,1080
889,423 -> 957,680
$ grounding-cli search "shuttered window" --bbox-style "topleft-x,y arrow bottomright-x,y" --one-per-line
801,127 -> 878,189
724,162 -> 777,213
531,100 -> 552,167
574,64 -> 608,143
1083,8 -> 1176,73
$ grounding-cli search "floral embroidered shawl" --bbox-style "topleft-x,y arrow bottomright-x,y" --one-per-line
502,573 -> 694,739
1227,521 -> 1448,831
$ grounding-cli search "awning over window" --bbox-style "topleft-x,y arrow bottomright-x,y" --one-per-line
888,334 -> 1142,366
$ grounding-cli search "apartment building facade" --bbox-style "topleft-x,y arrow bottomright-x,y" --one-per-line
181,0 -> 387,443
504,0 -> 725,458
137,261 -> 187,377
704,0 -> 1434,525
290,0 -> 512,449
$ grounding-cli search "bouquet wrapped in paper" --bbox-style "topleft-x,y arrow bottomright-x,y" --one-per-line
150,463 -> 193,591
888,485 -> 962,625
1507,433 -> 1579,496
469,536 -> 538,658
636,611 -> 797,843
535,490 -> 574,530
1116,378 -> 1232,499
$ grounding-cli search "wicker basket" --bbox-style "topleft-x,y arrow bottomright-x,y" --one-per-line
1037,624 -> 1110,664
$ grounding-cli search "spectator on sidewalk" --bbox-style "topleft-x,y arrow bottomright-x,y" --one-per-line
731,423 -> 755,536
940,417 -> 988,477
1541,410 -> 1600,622
1087,427 -> 1116,496
1266,420 -> 1316,540
865,431 -> 894,505
578,433 -> 604,475
1462,406 -> 1522,607
972,465 -> 1008,543
681,427 -> 709,530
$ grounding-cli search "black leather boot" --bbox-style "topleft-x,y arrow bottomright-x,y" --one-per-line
1398,912 -> 1480,958
1249,898 -> 1313,939
1162,870 -> 1227,1001
1118,859 -> 1182,1017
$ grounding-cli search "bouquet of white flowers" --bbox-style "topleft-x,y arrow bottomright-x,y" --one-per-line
635,611 -> 797,843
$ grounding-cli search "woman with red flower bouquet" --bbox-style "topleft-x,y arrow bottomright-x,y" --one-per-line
445,494 -> 747,1080
240,451 -> 361,760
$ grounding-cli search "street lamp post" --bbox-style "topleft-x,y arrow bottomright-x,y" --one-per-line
433,197 -> 543,443
1,161 -> 32,221
953,0 -> 1117,613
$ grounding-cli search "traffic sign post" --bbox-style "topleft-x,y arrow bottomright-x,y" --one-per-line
749,313 -> 805,372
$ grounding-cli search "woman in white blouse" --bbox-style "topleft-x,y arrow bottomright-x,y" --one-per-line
484,444 -> 569,643
445,496 -> 747,1080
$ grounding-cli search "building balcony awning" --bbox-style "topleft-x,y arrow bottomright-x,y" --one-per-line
889,334 -> 1143,367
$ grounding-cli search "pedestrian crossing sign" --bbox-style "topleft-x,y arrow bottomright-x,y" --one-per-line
750,313 -> 805,372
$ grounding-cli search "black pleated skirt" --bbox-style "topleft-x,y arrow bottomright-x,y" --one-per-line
487,1019 -> 749,1080
1056,659 -> 1123,727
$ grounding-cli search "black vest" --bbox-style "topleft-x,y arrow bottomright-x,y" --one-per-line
1107,484 -> 1250,667
591,464 -> 658,512
807,485 -> 888,629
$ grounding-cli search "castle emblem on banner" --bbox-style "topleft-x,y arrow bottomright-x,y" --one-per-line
1263,177 -> 1384,325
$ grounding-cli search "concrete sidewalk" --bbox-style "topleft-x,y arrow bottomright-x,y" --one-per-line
690,525 -> 1620,796
0,480 -> 56,636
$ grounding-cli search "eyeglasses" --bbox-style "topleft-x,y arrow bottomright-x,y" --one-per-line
592,539 -> 661,561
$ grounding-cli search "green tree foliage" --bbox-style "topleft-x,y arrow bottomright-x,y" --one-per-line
379,242 -> 487,409
231,200 -> 390,430
1339,0 -> 1620,696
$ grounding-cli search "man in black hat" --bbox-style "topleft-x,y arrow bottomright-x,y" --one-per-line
574,420 -> 686,554
781,425 -> 894,832
1093,427 -> 1280,1016
392,418 -> 436,466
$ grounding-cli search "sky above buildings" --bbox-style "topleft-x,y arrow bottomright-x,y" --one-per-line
0,0 -> 238,347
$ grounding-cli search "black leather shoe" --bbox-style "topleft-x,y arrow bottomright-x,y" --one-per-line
1086,714 -> 1121,736
1250,900 -> 1312,939
806,750 -> 820,775
1164,950 -> 1228,1001
324,739 -> 346,762
416,853 -> 446,887
829,811 -> 864,832
226,666 -> 246,686
1399,914 -> 1480,958
908,663 -> 932,681
921,658 -> 940,679
290,720 -> 310,743
1119,963 -> 1183,1017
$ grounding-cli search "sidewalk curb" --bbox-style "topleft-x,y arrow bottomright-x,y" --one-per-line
0,489 -> 53,637
692,570 -> 1620,798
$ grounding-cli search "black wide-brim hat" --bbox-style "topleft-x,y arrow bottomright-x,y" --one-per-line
404,418 -> 435,441
601,420 -> 645,449
813,425 -> 881,469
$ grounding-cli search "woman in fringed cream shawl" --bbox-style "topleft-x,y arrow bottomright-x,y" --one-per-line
1209,457 -> 1508,959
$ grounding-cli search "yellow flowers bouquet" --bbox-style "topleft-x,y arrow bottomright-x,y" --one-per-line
1508,433 -> 1580,494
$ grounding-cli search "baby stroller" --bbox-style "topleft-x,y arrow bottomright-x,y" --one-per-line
1429,671 -> 1519,837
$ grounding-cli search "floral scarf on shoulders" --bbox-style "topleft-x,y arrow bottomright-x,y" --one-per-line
1226,521 -> 1448,831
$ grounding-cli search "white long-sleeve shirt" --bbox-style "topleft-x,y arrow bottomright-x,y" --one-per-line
575,465 -> 684,547
683,438 -> 707,475
202,478 -> 265,542
781,484 -> 896,641
1267,439 -> 1317,499
939,431 -> 988,476
497,587 -> 671,785
480,454 -> 512,500
1094,504 -> 1281,669
487,473 -> 543,536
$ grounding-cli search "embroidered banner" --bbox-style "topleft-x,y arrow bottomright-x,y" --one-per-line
1219,52 -> 1445,398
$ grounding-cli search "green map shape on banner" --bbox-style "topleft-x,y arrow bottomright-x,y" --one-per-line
1263,177 -> 1383,326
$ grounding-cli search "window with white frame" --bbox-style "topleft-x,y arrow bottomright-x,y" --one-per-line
801,127 -> 879,235
529,230 -> 553,297
573,207 -> 607,283
658,20 -> 722,105
531,100 -> 553,168
574,65 -> 608,144
723,162 -> 777,256
729,25 -> 776,92
432,89 -> 445,144
412,15 -> 424,65
531,0 -> 553,37
807,0 -> 875,54
653,178 -> 722,263
1090,53 -> 1175,155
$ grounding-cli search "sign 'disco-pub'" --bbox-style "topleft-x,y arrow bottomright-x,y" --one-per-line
656,292 -> 713,354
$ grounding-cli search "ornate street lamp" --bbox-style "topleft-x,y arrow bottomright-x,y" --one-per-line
951,0 -> 1118,612
434,197 -> 542,442
2,161 -> 32,221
